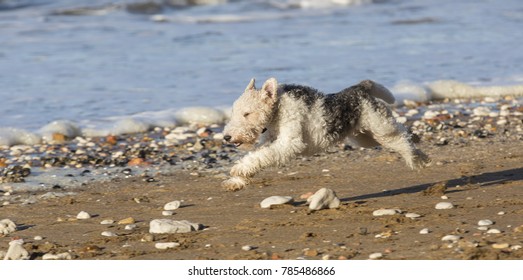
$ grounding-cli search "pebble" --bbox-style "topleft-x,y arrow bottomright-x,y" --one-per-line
242,245 -> 254,251
42,252 -> 72,260
0,219 -> 17,235
34,235 -> 43,241
419,228 -> 430,234
118,217 -> 135,225
162,210 -> 175,216
124,224 -> 137,230
3,239 -> 29,260
497,211 -> 505,215
260,196 -> 294,209
373,209 -> 401,216
440,195 -> 448,200
369,252 -> 383,260
299,192 -> 314,200
307,188 -> 341,210
155,242 -> 180,250
477,226 -> 489,231
405,213 -> 421,219
511,245 -> 522,251
149,219 -> 202,234
164,200 -> 182,211
101,231 -> 118,237
435,202 -> 454,209
100,219 -> 114,225
486,229 -> 501,234
491,243 -> 509,249
441,235 -> 461,242
76,211 -> 91,220
478,219 -> 493,226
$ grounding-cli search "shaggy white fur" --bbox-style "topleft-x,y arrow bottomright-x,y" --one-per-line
222,78 -> 430,191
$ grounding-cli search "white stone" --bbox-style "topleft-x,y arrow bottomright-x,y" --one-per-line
149,219 -> 202,234
419,228 -> 430,234
3,239 -> 29,260
510,245 -> 522,251
441,235 -> 461,242
42,252 -> 72,260
440,195 -> 448,200
369,252 -> 383,260
260,196 -> 294,209
101,231 -> 117,237
486,229 -> 501,234
100,219 -> 114,225
162,210 -> 175,216
34,236 -> 43,241
125,224 -> 137,230
155,242 -> 180,250
76,211 -> 91,220
373,209 -> 400,216
307,188 -> 341,210
405,213 -> 421,219
164,200 -> 181,211
242,245 -> 254,251
497,211 -> 505,215
0,219 -> 17,235
478,219 -> 494,226
473,107 -> 491,116
477,226 -> 489,231
435,202 -> 454,210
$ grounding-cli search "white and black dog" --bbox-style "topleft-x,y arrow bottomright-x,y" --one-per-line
222,78 -> 430,191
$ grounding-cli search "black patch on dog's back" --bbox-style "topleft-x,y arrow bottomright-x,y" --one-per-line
281,84 -> 322,107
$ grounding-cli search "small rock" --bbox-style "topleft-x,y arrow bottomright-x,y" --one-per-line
405,213 -> 421,219
486,229 -> 501,234
441,235 -> 461,242
162,210 -> 175,216
419,228 -> 430,234
440,195 -> 448,200
76,211 -> 91,220
307,188 -> 341,210
304,249 -> 319,257
497,211 -> 505,215
149,219 -> 202,234
369,252 -> 383,260
435,202 -> 454,209
492,243 -> 509,249
164,200 -> 182,211
478,219 -> 494,226
4,239 -> 29,260
42,252 -> 72,260
300,192 -> 314,200
100,219 -> 114,225
477,226 -> 489,231
34,236 -> 43,241
125,224 -> 137,230
101,231 -> 117,237
118,217 -> 135,225
141,234 -> 155,242
0,219 -> 17,235
373,209 -> 400,216
511,245 -> 522,251
242,245 -> 254,251
155,242 -> 180,250
260,196 -> 294,209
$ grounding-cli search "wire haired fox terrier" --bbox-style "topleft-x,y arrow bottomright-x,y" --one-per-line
222,78 -> 430,191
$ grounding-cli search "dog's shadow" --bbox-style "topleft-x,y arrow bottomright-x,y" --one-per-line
342,167 -> 523,202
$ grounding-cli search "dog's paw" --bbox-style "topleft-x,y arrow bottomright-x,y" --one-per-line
410,149 -> 432,170
222,176 -> 250,192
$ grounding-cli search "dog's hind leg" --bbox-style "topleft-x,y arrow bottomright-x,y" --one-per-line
359,100 -> 431,169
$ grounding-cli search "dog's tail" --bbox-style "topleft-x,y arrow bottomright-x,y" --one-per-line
359,80 -> 395,104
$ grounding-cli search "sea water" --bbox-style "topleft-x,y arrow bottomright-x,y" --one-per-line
1,0 -> 522,145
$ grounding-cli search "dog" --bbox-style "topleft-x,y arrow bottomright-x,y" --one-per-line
222,78 -> 430,191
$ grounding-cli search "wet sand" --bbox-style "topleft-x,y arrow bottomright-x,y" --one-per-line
1,98 -> 522,260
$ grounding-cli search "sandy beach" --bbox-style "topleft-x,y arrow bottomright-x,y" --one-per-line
1,98 -> 522,260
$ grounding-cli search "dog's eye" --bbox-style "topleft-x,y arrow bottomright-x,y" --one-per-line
243,112 -> 250,118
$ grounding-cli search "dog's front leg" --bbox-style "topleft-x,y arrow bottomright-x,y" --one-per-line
222,137 -> 305,191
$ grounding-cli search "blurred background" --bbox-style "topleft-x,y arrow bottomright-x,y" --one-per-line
1,0 -> 522,131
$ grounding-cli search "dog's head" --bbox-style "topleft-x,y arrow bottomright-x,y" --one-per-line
223,77 -> 278,149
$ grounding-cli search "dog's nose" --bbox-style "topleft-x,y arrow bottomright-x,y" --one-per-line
223,135 -> 232,142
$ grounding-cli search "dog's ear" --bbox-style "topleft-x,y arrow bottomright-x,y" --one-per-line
261,78 -> 278,103
245,78 -> 256,91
